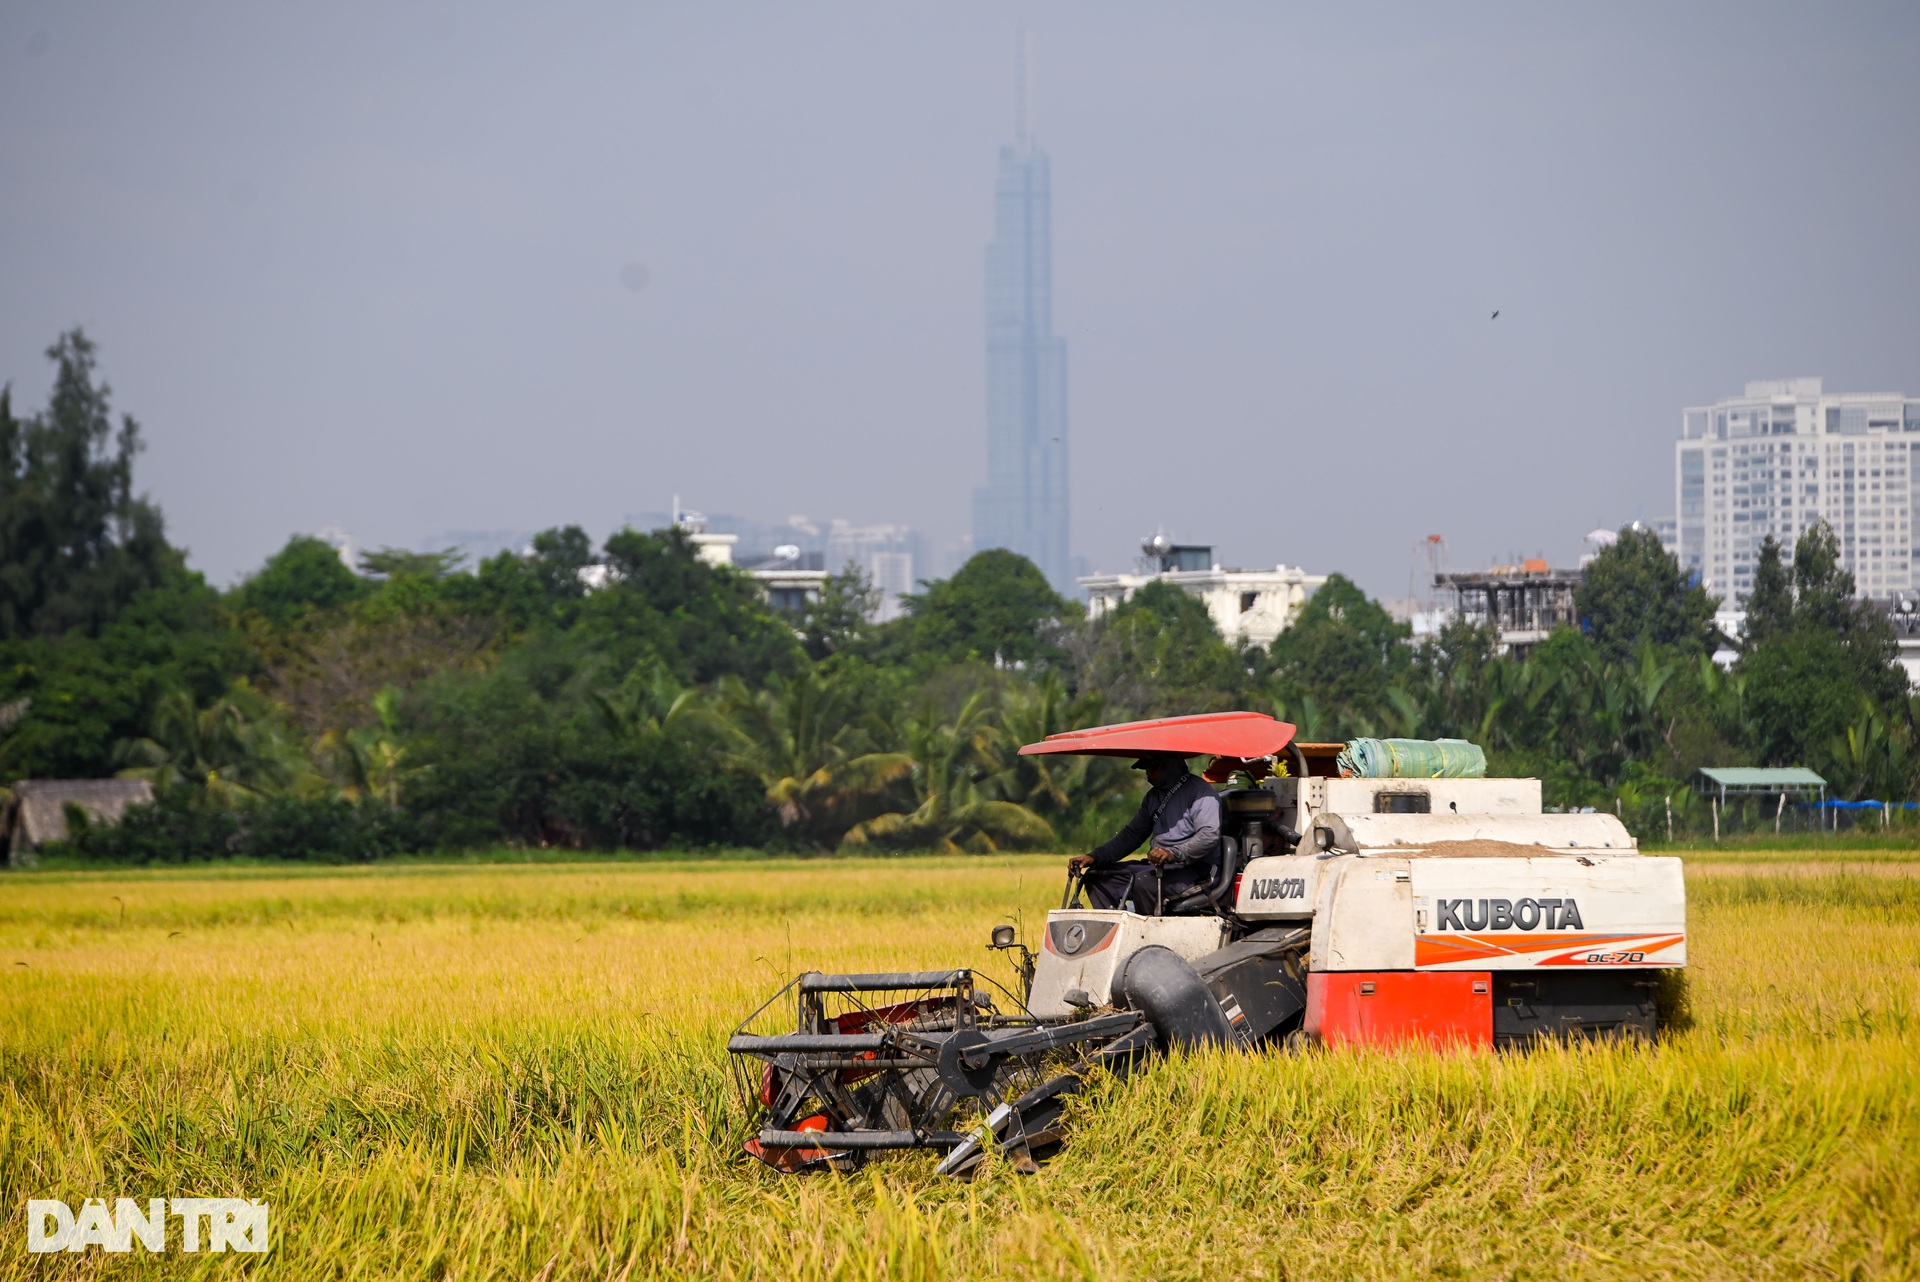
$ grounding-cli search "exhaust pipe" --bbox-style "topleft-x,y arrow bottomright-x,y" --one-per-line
1111,945 -> 1234,1050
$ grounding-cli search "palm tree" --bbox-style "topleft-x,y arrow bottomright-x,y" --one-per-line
317,687 -> 422,808
1267,693 -> 1336,743
118,683 -> 315,806
590,661 -> 708,749
844,690 -> 1056,853
1827,699 -> 1915,802
713,668 -> 911,846
988,674 -> 1130,822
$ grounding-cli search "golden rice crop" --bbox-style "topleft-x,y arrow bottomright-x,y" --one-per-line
2,853 -> 1916,1280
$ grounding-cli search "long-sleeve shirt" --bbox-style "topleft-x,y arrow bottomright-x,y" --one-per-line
1088,772 -> 1222,870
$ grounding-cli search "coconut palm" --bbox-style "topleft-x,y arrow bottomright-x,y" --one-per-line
118,683 -> 316,806
1267,693 -> 1335,744
713,668 -> 910,846
988,674 -> 1129,821
844,690 -> 1055,853
590,661 -> 708,749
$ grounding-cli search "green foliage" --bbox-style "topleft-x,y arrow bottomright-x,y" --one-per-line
1742,535 -> 1793,649
359,546 -> 465,580
1265,574 -> 1411,737
1074,580 -> 1244,718
843,690 -> 1056,853
231,535 -> 369,628
579,527 -> 803,683
401,642 -> 772,850
57,789 -> 424,863
0,330 -> 182,640
884,550 -> 1075,669
1575,525 -> 1717,662
1741,630 -> 1863,770
416,527 -> 620,636
316,688 -> 419,807
991,674 -> 1138,848
799,565 -> 880,661
0,573 -> 251,781
1789,520 -> 1861,634
1737,521 -> 1913,795
713,666 -> 910,848
116,681 -> 317,805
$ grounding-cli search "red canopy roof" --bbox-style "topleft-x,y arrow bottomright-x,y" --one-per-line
1018,711 -> 1298,760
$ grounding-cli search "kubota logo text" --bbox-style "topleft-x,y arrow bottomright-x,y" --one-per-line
1434,897 -> 1585,930
26,1198 -> 269,1254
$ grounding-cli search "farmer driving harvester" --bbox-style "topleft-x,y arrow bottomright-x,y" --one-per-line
731,710 -> 1691,1179
1068,752 -> 1222,912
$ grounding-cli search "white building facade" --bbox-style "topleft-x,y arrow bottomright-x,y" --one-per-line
676,512 -> 828,614
1079,540 -> 1326,648
1676,378 -> 1920,605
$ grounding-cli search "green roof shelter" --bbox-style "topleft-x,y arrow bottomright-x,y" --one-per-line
1692,767 -> 1827,802
1692,767 -> 1828,836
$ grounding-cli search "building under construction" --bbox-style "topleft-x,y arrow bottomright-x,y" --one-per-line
1438,559 -> 1584,650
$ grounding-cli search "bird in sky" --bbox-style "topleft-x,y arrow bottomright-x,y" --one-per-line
1491,310 -> 1500,320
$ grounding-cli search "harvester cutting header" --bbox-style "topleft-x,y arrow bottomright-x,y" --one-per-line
729,711 -> 1686,1177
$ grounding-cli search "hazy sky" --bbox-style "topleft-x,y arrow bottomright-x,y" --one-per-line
3,3 -> 1917,597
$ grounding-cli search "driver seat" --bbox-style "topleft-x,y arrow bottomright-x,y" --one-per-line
1164,836 -> 1241,916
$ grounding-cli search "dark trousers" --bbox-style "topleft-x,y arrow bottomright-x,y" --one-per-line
1082,861 -> 1209,913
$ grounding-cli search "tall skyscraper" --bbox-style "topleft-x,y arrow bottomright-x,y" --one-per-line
1675,378 -> 1920,604
973,33 -> 1071,593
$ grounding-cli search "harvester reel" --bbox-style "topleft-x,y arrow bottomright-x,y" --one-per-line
728,969 -> 1145,1176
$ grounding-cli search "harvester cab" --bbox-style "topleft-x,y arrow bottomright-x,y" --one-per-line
728,712 -> 1686,1177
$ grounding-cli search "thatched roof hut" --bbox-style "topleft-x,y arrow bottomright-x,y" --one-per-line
5,778 -> 155,856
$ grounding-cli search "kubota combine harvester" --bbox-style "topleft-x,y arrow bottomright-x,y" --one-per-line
728,712 -> 1686,1177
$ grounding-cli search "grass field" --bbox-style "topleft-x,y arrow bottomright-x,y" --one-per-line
2,852 -> 1917,1280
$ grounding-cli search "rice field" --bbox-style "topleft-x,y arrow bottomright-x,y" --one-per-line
1,852 -> 1917,1280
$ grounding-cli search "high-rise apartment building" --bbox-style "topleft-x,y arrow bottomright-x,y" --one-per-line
973,35 -> 1071,594
823,521 -> 917,622
1676,378 -> 1920,604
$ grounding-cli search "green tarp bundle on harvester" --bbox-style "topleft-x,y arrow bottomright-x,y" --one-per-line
1336,738 -> 1487,779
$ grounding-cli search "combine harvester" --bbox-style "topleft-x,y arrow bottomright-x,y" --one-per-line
728,712 -> 1685,1176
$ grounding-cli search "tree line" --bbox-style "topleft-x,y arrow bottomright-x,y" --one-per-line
2,331 -> 1914,861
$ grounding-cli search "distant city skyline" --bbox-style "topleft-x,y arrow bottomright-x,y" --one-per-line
973,32 -> 1072,594
3,6 -> 1915,596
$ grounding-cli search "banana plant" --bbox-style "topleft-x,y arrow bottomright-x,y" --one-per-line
317,688 -> 424,808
